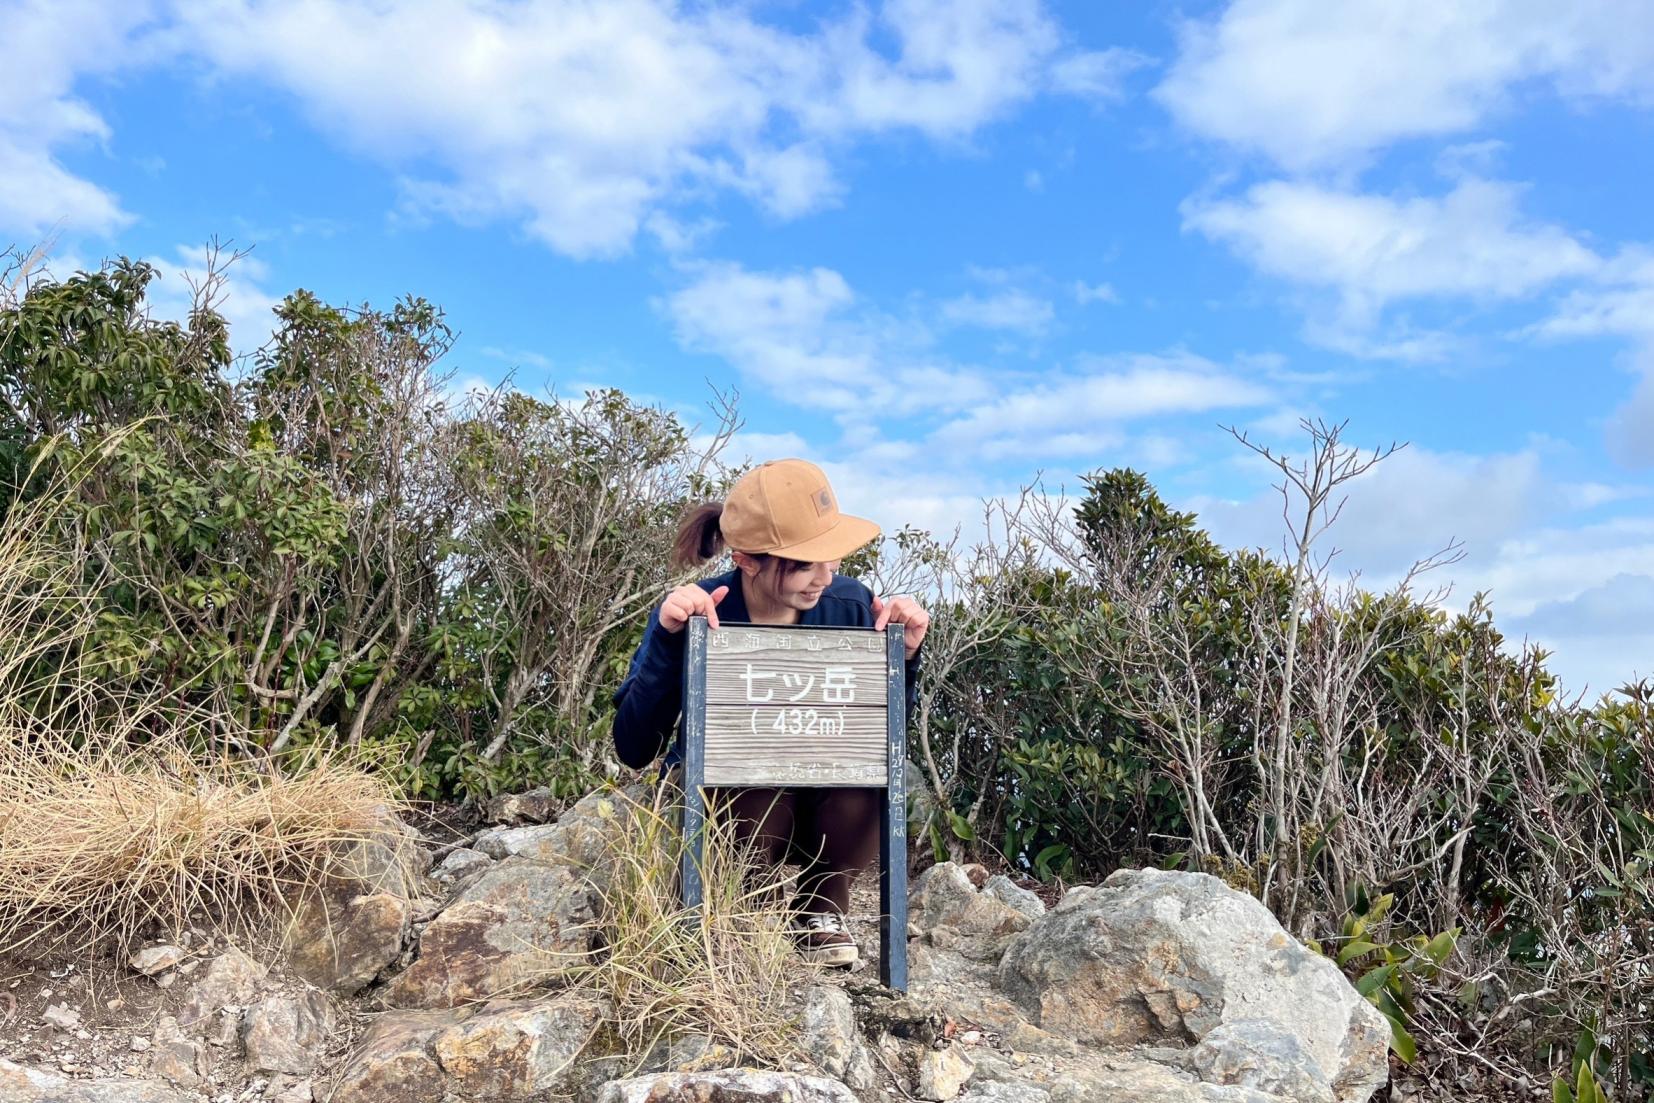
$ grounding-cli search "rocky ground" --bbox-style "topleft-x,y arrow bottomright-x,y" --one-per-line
0,783 -> 1460,1103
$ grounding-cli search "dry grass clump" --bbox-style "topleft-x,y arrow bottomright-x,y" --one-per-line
0,443 -> 409,960
0,727 -> 406,959
567,785 -> 815,1073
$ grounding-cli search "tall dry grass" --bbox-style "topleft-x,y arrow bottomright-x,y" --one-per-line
0,441 -> 407,959
562,785 -> 816,1074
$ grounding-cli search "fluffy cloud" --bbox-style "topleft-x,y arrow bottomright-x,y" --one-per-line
1184,178 -> 1600,324
662,260 -> 994,417
940,289 -> 1055,334
932,351 -> 1272,461
163,0 -> 1108,258
0,1 -> 157,237
1156,0 -> 1654,171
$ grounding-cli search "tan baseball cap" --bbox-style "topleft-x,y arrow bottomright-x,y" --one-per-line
720,459 -> 880,562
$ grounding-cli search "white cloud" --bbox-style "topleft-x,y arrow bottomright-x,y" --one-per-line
1073,280 -> 1119,305
1606,367 -> 1654,468
1528,251 -> 1654,468
662,260 -> 993,417
1156,0 -> 1654,171
940,289 -> 1054,334
0,1 -> 156,237
932,351 -> 1272,460
1049,47 -> 1150,102
168,0 -> 1108,258
1184,178 -> 1599,321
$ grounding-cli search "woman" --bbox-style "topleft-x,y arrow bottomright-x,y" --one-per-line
612,458 -> 930,967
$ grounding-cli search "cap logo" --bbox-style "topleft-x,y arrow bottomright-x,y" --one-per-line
815,488 -> 834,516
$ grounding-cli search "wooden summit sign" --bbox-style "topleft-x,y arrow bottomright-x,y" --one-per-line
680,616 -> 908,991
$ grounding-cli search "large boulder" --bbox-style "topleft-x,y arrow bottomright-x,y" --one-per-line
472,786 -> 632,892
327,993 -> 604,1103
594,1069 -> 859,1103
382,856 -> 597,1007
241,989 -> 339,1076
282,890 -> 411,994
995,869 -> 1389,1103
281,802 -> 426,995
909,862 -> 1033,963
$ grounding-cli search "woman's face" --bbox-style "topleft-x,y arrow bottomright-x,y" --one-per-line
743,555 -> 839,614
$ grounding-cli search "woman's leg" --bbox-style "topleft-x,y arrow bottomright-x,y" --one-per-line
791,786 -> 882,916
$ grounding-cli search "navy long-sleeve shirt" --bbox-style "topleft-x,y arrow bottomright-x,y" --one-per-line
610,568 -> 922,771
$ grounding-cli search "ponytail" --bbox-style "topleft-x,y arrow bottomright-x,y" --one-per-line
671,502 -> 726,570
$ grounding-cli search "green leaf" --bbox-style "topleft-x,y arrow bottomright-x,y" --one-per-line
1337,940 -> 1381,966
947,812 -> 975,841
1356,963 -> 1395,997
1387,1016 -> 1417,1064
1423,929 -> 1458,966
1553,1078 -> 1574,1103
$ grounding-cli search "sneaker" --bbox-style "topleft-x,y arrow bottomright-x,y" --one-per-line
790,911 -> 859,968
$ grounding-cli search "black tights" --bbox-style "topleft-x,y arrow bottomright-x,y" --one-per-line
705,786 -> 881,916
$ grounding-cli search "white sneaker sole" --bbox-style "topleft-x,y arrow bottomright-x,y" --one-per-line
798,943 -> 859,968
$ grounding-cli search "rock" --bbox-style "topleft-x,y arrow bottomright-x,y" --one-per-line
326,1009 -> 450,1103
797,985 -> 876,1091
1191,1020 -> 1335,1103
983,876 -> 1045,922
472,787 -> 627,884
129,1038 -> 151,1053
149,1016 -> 208,1089
906,941 -> 1027,1033
325,803 -> 428,900
429,847 -> 491,886
917,1047 -> 976,1101
910,863 -> 1031,962
429,995 -> 603,1098
42,1002 -> 82,1030
129,946 -> 186,977
484,786 -> 559,825
326,994 -> 603,1103
383,857 -> 596,1008
995,869 -> 1390,1103
283,891 -> 410,995
957,1085 -> 1051,1103
206,1007 -> 243,1052
594,1069 -> 859,1103
0,1057 -> 199,1102
272,1078 -> 314,1103
177,949 -> 266,1029
242,991 -> 337,1076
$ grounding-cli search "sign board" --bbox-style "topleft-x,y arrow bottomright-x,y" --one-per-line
702,625 -> 893,786
680,616 -> 908,992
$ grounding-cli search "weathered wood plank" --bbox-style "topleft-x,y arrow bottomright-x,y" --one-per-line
703,760 -> 887,786
707,625 -> 888,657
705,651 -> 887,708
703,704 -> 889,746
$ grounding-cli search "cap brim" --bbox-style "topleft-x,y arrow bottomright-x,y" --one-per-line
768,513 -> 881,562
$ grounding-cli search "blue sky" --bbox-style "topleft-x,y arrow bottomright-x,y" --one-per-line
4,0 -> 1652,697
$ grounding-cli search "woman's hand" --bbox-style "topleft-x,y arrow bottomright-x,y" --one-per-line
872,594 -> 930,659
658,584 -> 730,632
